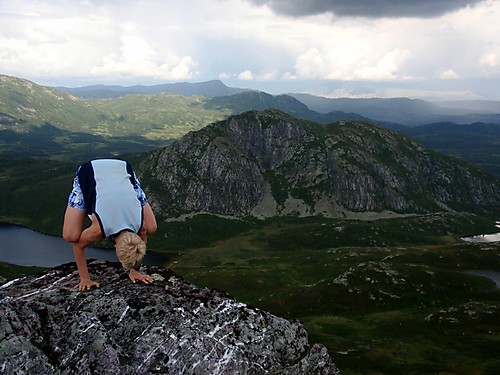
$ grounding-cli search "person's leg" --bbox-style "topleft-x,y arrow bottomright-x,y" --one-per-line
64,167 -> 87,243
62,206 -> 86,243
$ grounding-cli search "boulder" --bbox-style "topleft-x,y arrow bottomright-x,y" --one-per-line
0,261 -> 339,374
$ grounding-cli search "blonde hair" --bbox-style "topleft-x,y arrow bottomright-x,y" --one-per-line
115,231 -> 146,270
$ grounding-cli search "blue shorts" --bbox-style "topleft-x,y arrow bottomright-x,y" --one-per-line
67,169 -> 149,210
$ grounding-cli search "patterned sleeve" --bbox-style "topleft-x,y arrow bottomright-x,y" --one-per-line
67,170 -> 86,210
133,172 -> 149,207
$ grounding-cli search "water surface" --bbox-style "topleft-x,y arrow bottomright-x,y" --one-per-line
460,233 -> 500,243
0,223 -> 168,267
467,271 -> 500,288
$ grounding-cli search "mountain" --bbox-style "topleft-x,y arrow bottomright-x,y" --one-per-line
0,260 -> 338,374
205,91 -> 370,124
55,79 -> 249,98
290,93 -> 500,126
0,74 -> 365,140
2,74 -> 500,177
0,74 -> 105,133
388,122 -> 500,176
140,109 -> 500,219
0,74 -> 228,140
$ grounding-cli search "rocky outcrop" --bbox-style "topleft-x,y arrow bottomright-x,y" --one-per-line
140,109 -> 500,219
0,261 -> 338,374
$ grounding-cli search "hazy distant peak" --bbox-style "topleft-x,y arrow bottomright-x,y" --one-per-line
54,80 -> 250,99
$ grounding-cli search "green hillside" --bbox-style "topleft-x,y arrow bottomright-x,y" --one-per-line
397,122 -> 500,176
2,74 -> 500,178
0,74 -> 229,139
169,215 -> 500,375
91,93 -> 229,139
0,74 -> 105,133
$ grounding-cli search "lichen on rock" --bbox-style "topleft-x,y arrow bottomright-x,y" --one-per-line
0,261 -> 339,374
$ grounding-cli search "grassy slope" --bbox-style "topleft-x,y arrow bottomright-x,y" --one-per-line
0,157 -> 75,233
0,262 -> 46,281
0,75 -> 229,139
399,123 -> 500,177
168,215 -> 500,375
87,93 -> 230,138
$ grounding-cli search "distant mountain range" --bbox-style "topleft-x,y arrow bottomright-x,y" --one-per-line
1,74 -> 500,176
55,79 -> 249,98
141,109 -> 500,219
289,94 -> 500,126
55,77 -> 500,126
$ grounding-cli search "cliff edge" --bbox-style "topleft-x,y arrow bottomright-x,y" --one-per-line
0,261 -> 338,374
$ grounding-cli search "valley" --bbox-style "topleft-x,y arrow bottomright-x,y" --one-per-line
1,75 -> 499,374
169,215 -> 499,375
1,212 -> 499,374
1,154 -> 498,374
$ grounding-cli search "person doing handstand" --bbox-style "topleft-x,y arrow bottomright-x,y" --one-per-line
63,159 -> 158,291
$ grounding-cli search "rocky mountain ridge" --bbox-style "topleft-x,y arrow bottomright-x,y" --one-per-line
0,261 -> 338,374
141,109 -> 500,220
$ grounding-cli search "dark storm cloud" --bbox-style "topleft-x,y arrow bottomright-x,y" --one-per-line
247,0 -> 484,18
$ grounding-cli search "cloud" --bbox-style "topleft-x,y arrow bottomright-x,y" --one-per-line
89,33 -> 198,80
292,46 -> 412,81
306,84 -> 486,101
480,47 -> 500,75
246,0 -> 484,18
439,69 -> 460,79
238,70 -> 255,80
1,0 -> 500,100
0,1 -> 199,82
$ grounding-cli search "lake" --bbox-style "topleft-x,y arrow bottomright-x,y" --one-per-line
460,232 -> 500,243
2,223 -> 499,288
467,271 -> 500,288
0,223 -> 169,268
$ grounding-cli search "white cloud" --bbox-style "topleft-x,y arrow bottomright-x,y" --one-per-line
479,47 -> 500,76
89,33 -> 197,80
439,69 -> 460,79
256,70 -> 278,81
0,0 -> 499,98
218,72 -> 233,80
305,85 -> 486,101
294,48 -> 326,79
238,70 -> 255,80
352,49 -> 412,81
0,0 -> 200,82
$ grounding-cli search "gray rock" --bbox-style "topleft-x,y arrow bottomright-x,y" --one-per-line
140,109 -> 500,219
0,261 -> 339,374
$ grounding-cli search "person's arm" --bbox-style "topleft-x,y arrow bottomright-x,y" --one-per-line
139,203 -> 157,243
73,217 -> 103,291
132,204 -> 157,284
128,267 -> 154,284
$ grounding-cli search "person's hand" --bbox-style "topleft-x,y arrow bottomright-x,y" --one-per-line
75,279 -> 100,291
129,268 -> 154,284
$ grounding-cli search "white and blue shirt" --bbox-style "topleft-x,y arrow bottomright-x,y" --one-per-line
74,159 -> 144,239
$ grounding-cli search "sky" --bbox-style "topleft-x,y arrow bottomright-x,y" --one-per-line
1,0 -> 500,100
